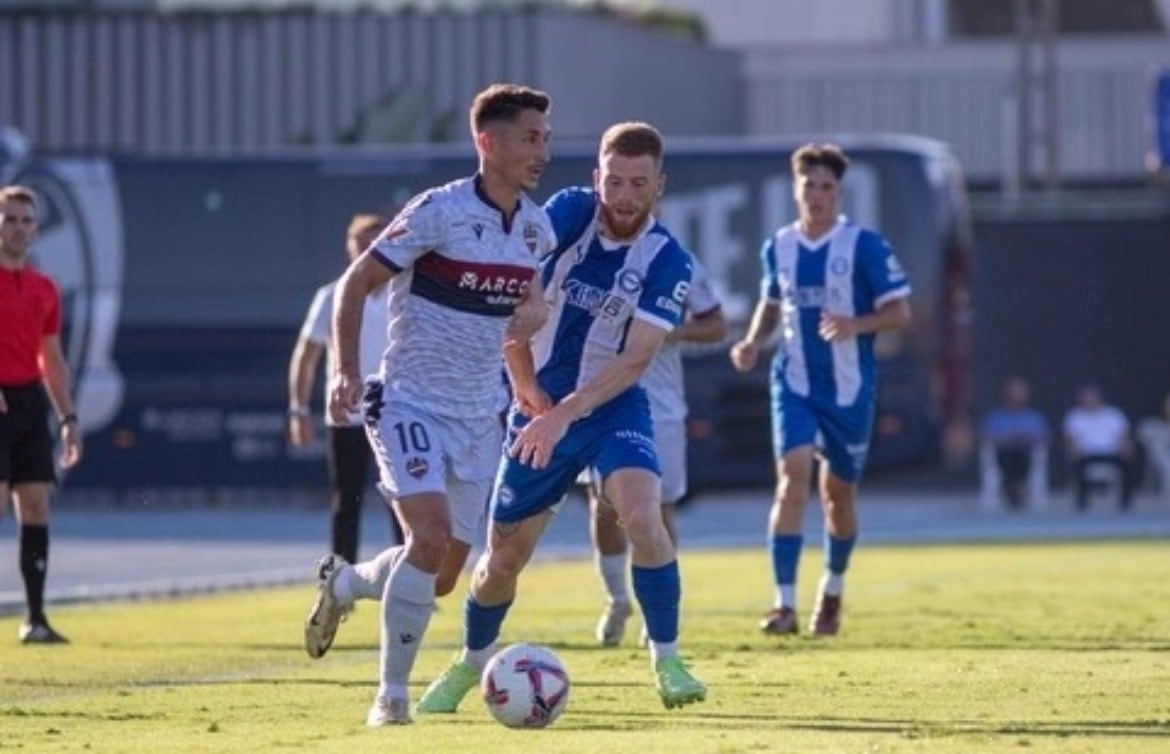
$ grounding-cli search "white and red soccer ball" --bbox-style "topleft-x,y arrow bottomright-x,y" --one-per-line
481,643 -> 570,729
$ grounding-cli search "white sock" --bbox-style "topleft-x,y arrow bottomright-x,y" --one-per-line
462,645 -> 496,671
378,560 -> 436,701
597,553 -> 630,604
345,545 -> 403,602
649,639 -> 678,664
820,572 -> 844,598
774,584 -> 796,610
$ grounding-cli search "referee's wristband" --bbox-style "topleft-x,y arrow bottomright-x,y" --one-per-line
288,406 -> 310,418
58,413 -> 79,429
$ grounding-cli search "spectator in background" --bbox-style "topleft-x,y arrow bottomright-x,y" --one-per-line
1063,384 -> 1133,512
0,185 -> 83,644
288,213 -> 404,563
1137,393 -> 1170,503
980,376 -> 1049,510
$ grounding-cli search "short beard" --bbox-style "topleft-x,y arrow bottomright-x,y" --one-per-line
599,206 -> 650,241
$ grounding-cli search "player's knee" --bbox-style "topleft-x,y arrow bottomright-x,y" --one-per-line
405,520 -> 453,566
615,502 -> 662,544
776,478 -> 810,507
482,545 -> 527,585
822,493 -> 856,521
435,570 -> 459,597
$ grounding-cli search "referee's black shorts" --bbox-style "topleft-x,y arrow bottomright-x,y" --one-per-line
0,382 -> 57,485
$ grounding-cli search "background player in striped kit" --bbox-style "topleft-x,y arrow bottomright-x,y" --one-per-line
729,143 -> 912,637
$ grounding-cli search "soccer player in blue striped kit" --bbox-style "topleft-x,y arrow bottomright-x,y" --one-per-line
730,143 -> 912,637
417,121 -> 707,713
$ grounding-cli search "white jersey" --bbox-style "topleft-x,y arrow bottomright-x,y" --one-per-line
639,253 -> 721,422
1064,406 -> 1130,455
299,280 -> 389,427
370,175 -> 555,418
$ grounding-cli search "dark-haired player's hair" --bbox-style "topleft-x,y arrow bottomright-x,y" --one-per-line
791,143 -> 850,180
469,84 -> 552,135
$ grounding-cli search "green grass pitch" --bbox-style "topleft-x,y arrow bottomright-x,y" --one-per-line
3,541 -> 1168,753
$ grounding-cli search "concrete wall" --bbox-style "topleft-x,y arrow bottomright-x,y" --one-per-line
0,6 -> 742,154
744,36 -> 1170,182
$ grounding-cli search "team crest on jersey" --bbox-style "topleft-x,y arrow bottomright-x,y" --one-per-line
405,457 -> 429,479
523,222 -> 541,254
830,257 -> 851,276
617,269 -> 642,294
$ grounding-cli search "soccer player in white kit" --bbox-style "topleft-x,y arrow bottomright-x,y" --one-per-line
590,252 -> 727,646
301,83 -> 556,727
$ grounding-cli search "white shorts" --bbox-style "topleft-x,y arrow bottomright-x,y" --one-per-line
365,396 -> 501,545
575,419 -> 687,504
654,419 -> 687,504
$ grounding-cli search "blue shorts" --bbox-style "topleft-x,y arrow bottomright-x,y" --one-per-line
491,389 -> 660,523
770,382 -> 875,483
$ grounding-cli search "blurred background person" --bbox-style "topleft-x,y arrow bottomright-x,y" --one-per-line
288,212 -> 404,563
1137,393 -> 1170,504
1063,384 -> 1133,512
979,376 -> 1049,511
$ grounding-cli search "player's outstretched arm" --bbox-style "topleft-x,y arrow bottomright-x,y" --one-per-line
559,318 -> 667,421
729,300 -> 780,372
504,339 -> 550,418
671,306 -> 727,344
505,272 -> 548,346
40,333 -> 82,469
510,319 -> 668,470
329,254 -> 392,423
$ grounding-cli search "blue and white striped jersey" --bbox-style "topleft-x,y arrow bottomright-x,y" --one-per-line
537,187 -> 693,404
762,216 -> 910,406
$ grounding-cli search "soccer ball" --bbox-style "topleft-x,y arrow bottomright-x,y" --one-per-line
481,643 -> 570,728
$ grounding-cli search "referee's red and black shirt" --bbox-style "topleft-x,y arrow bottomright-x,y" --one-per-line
0,264 -> 60,386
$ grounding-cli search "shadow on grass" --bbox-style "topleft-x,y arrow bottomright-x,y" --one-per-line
399,710 -> 1170,738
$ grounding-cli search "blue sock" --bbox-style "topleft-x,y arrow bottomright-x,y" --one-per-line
825,532 -> 857,575
632,561 -> 680,643
464,597 -> 512,651
770,534 -> 803,587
